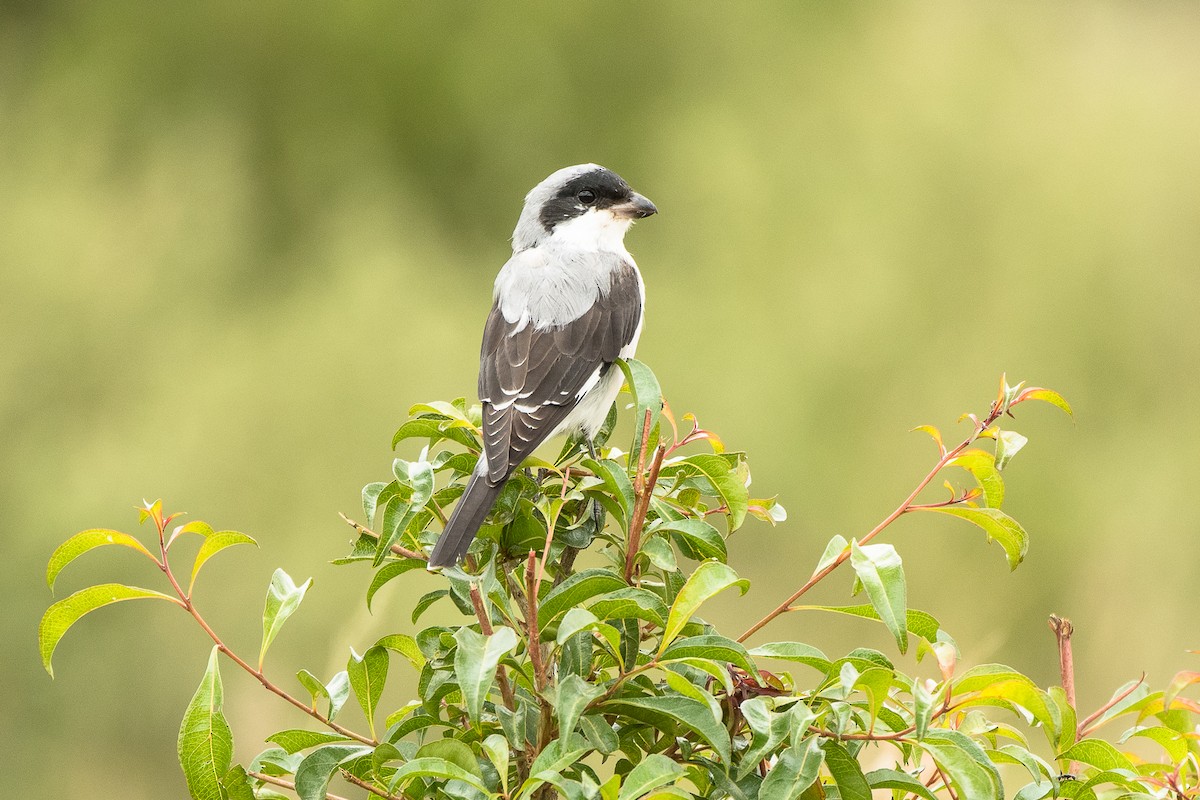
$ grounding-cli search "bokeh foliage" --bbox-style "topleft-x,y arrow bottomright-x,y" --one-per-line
7,2 -> 1200,797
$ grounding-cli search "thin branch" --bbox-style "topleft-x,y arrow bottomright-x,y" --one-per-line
1049,615 -> 1077,709
934,763 -> 960,800
339,513 -> 427,561
470,582 -> 515,713
249,771 -> 352,800
525,551 -> 547,694
625,410 -> 666,584
737,402 -> 1004,643
1078,673 -> 1146,737
154,515 -> 374,746
341,769 -> 404,800
808,725 -> 913,742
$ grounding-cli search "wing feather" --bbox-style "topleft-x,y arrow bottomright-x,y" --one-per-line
477,260 -> 641,484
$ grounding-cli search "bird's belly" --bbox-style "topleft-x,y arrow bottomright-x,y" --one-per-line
553,365 -> 626,440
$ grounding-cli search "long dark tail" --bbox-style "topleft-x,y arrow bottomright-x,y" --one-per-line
428,469 -> 504,567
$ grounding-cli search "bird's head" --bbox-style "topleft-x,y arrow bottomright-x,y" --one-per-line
512,164 -> 657,253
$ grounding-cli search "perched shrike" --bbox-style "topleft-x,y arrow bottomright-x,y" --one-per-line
427,164 -> 657,567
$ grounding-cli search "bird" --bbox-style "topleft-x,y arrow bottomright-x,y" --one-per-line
427,164 -> 658,568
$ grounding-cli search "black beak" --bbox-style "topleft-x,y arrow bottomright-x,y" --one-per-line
619,192 -> 658,219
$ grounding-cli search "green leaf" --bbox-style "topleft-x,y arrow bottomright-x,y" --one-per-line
748,642 -> 831,673
618,754 -> 685,800
39,583 -> 177,676
821,740 -> 872,800
584,458 -> 636,531
1057,739 -> 1134,772
556,673 -> 605,741
177,648 -> 233,800
580,714 -> 619,755
388,756 -> 490,794
912,676 -> 935,740
1122,726 -> 1187,762
681,453 -> 750,532
295,744 -> 372,800
221,765 -> 255,800
737,697 -> 787,779
660,635 -> 758,678
910,506 -> 1028,570
602,695 -> 732,764
412,589 -> 449,623
415,739 -> 481,777
793,604 -> 946,645
587,587 -> 668,627
641,535 -> 677,571
347,646 -> 388,740
949,448 -> 1005,508
760,736 -> 823,800
190,530 -> 258,594
482,734 -> 510,795
1048,686 -> 1077,752
865,769 -> 939,800
373,633 -> 426,672
652,518 -> 728,562
296,670 -> 350,722
365,559 -> 425,612
659,561 -> 749,652
539,569 -> 626,629
921,730 -> 1002,800
392,418 -> 480,451
374,457 -> 435,564
849,541 -> 908,653
994,430 -> 1028,471
815,534 -> 850,573
453,625 -> 519,725
527,734 -> 590,780
259,569 -> 312,669
46,529 -> 157,592
616,357 -> 663,459
266,729 -> 353,754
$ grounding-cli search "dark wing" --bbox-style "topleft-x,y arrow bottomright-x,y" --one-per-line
478,262 -> 641,485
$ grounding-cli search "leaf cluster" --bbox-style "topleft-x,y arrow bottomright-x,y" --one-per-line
39,365 -> 1200,800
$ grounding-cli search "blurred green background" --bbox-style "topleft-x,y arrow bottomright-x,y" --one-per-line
4,2 -> 1199,796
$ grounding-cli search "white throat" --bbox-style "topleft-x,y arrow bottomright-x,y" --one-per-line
546,209 -> 634,254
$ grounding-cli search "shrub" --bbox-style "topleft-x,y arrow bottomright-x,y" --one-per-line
40,362 -> 1200,799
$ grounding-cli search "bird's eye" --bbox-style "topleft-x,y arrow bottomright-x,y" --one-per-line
577,189 -> 597,205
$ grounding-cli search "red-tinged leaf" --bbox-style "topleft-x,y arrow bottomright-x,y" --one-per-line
46,529 -> 158,592
1163,670 -> 1200,712
911,425 -> 945,455
948,449 -> 1005,508
1016,388 -> 1074,418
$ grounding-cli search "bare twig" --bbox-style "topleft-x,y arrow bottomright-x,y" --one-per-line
1048,615 -> 1076,708
339,512 -> 427,561
1048,614 -> 1078,776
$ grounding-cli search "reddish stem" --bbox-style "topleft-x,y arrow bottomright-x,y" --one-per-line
737,403 -> 1004,643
